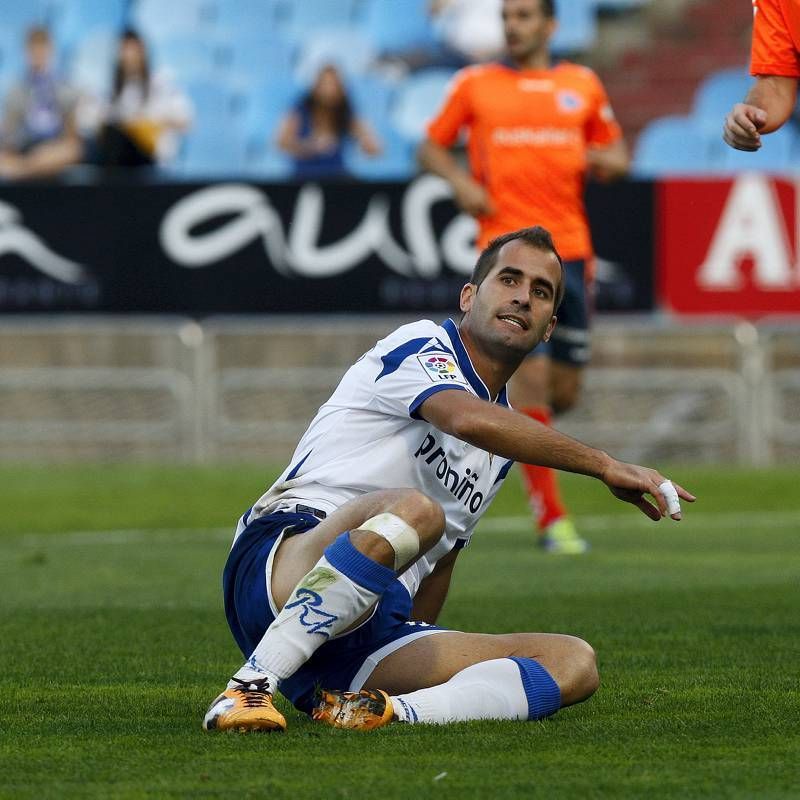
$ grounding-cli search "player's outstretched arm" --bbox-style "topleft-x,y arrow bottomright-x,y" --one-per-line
723,76 -> 798,149
420,389 -> 695,520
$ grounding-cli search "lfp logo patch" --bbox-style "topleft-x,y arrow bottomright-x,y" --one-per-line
417,354 -> 467,384
556,89 -> 583,113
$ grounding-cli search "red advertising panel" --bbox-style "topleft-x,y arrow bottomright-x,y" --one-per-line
658,177 -> 800,316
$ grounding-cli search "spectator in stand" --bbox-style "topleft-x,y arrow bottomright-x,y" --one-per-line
95,29 -> 193,168
276,64 -> 381,180
723,0 -> 799,150
0,26 -> 82,180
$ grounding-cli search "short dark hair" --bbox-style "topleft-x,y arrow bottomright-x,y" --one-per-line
541,0 -> 556,18
470,226 -> 565,310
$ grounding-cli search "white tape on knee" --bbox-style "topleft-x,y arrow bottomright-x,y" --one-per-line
359,513 -> 420,570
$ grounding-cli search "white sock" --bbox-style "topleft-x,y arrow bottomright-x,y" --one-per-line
232,534 -> 396,692
391,658 -> 541,724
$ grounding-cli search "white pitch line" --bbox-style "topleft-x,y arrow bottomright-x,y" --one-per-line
11,508 -> 800,547
478,509 -> 800,533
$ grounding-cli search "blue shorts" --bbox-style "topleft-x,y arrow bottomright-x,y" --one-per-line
530,259 -> 591,366
222,510 -> 449,715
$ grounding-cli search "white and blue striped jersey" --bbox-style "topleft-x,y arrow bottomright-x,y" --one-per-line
251,318 -> 515,598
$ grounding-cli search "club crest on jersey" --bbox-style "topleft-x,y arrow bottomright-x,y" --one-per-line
417,354 -> 468,384
556,89 -> 583,112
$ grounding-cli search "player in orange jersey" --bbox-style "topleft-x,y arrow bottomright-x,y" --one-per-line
419,0 -> 629,553
723,0 -> 800,151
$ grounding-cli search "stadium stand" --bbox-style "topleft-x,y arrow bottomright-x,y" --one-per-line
632,115 -> 719,177
0,0 -> 793,179
391,68 -> 457,142
550,0 -> 597,55
692,67 -> 753,136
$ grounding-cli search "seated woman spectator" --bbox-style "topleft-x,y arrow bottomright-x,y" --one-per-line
96,29 -> 192,167
276,64 -> 381,179
0,26 -> 82,180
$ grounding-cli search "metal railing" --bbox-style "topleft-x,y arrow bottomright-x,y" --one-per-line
0,316 -> 796,465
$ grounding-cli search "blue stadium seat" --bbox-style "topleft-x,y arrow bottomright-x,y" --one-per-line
151,35 -> 224,83
360,0 -> 439,57
242,76 -> 302,147
692,67 -> 752,135
49,0 -> 128,53
244,145 -> 294,180
213,0 -> 283,31
632,115 -> 719,177
718,124 -> 799,175
0,0 -> 47,88
282,0 -> 359,43
227,35 -> 296,86
67,29 -> 119,97
551,0 -> 597,54
0,28 -> 26,85
0,0 -> 48,34
180,125 -> 248,176
130,0 -> 212,42
295,27 -> 375,83
344,119 -> 416,180
391,68 -> 456,142
187,81 -> 245,122
349,74 -> 397,121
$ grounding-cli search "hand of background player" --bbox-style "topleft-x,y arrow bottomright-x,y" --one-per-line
453,174 -> 495,217
599,459 -> 695,521
723,103 -> 767,151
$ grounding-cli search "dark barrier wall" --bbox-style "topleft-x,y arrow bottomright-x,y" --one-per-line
0,176 -> 654,314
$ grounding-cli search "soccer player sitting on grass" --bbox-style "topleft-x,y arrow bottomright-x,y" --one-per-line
203,226 -> 694,732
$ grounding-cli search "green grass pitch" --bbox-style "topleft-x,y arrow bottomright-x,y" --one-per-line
1,464 -> 798,799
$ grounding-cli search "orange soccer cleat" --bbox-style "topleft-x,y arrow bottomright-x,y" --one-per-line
312,688 -> 395,730
202,677 -> 287,733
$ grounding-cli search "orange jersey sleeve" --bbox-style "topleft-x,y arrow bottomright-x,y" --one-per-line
751,0 -> 800,77
584,72 -> 622,148
426,69 -> 474,147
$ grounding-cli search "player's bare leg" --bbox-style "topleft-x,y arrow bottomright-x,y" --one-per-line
204,489 -> 445,732
512,357 -> 588,554
270,488 -> 445,609
314,631 -> 598,729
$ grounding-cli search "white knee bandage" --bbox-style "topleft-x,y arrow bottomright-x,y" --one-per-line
359,513 -> 420,570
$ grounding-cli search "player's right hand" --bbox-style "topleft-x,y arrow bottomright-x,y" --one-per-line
600,459 -> 696,521
453,176 -> 495,217
723,103 -> 767,151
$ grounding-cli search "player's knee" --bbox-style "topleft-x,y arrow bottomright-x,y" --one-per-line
353,490 -> 444,569
568,637 -> 599,701
413,490 -> 446,541
388,488 -> 444,543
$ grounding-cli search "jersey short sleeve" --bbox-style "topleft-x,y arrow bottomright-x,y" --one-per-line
426,68 -> 473,146
367,336 -> 470,420
583,71 -> 623,147
751,0 -> 800,78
